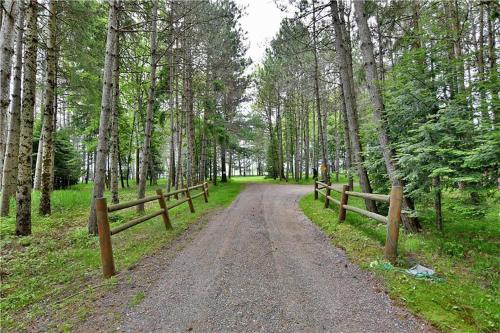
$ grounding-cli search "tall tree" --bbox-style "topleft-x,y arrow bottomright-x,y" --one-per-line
330,0 -> 377,213
88,0 -> 118,234
0,0 -> 23,216
311,0 -> 328,182
39,0 -> 58,215
110,7 -> 120,204
16,0 -> 38,236
354,0 -> 420,232
137,0 -> 159,212
0,0 -> 18,191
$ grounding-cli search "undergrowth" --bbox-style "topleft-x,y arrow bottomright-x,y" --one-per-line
300,185 -> 499,332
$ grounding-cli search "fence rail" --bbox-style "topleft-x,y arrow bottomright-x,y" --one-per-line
96,182 -> 209,278
314,181 -> 403,263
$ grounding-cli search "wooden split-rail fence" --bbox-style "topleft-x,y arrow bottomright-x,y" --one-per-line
314,181 -> 403,263
96,182 -> 209,278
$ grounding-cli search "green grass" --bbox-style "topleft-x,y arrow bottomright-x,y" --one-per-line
300,185 -> 499,332
230,174 -> 351,185
0,180 -> 243,332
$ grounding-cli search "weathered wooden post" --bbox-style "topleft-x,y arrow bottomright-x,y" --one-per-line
204,182 -> 209,197
156,189 -> 172,230
96,198 -> 115,278
314,181 -> 318,200
185,187 -> 195,213
201,183 -> 208,203
385,185 -> 403,263
338,184 -> 349,222
324,183 -> 331,209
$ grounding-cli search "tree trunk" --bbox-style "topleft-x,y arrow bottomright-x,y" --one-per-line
276,97 -> 285,180
333,97 -> 340,182
212,142 -> 217,185
304,100 -> 309,179
354,0 -> 420,232
221,143 -> 227,182
33,132 -> 43,190
0,0 -> 18,191
228,149 -> 232,179
1,2 -> 23,216
126,109 -> 136,188
39,0 -> 57,215
487,2 -> 498,126
331,0 -> 377,213
87,0 -> 118,235
433,176 -> 443,231
311,1 -> 328,182
16,0 -> 37,236
110,19 -> 120,204
175,83 -> 183,190
167,1 -> 176,191
137,0 -> 158,212
184,38 -> 195,187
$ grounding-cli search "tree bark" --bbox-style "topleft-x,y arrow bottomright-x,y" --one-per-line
304,100 -> 309,179
137,0 -> 158,212
331,0 -> 377,213
354,0 -> 420,232
212,142 -> 217,185
1,1 -> 23,216
33,132 -> 43,190
110,14 -> 120,204
433,176 -> 443,231
167,0 -> 176,191
311,0 -> 328,182
184,36 -> 195,187
276,96 -> 285,180
39,0 -> 57,215
220,143 -> 227,182
0,0 -> 17,191
87,0 -> 118,234
16,0 -> 37,236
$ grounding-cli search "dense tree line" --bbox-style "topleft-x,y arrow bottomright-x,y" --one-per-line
254,0 -> 499,232
1,0 -> 498,237
0,0 -> 251,236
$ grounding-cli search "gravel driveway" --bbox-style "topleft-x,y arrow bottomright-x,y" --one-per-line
120,183 -> 433,332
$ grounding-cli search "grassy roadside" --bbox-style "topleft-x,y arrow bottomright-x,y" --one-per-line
300,185 -> 499,332
0,180 -> 243,331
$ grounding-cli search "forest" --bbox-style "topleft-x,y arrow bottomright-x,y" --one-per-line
0,0 -> 498,332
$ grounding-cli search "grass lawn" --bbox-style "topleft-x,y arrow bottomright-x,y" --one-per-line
300,183 -> 499,332
0,180 -> 243,331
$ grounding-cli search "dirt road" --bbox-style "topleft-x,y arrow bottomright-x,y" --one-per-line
120,183 -> 432,332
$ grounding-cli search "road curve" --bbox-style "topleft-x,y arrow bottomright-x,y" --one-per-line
120,183 -> 432,332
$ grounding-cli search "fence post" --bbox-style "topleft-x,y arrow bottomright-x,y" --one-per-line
96,198 -> 115,278
204,182 -> 209,197
385,185 -> 403,263
185,187 -> 195,213
314,181 -> 318,200
202,183 -> 208,203
156,189 -> 173,230
338,184 -> 349,222
324,183 -> 331,209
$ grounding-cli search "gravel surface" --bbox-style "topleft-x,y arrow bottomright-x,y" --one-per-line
120,183 -> 434,332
